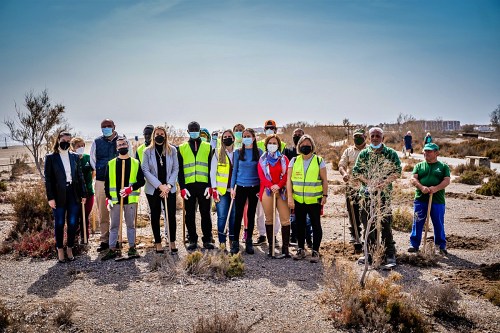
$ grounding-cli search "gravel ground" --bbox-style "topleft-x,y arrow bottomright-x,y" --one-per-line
0,165 -> 499,333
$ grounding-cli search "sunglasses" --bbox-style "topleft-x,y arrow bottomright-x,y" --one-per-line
265,127 -> 276,130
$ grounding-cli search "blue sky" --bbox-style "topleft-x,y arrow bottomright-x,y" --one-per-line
1,0 -> 499,136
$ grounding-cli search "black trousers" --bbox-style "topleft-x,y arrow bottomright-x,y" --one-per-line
184,182 -> 212,244
233,185 -> 259,242
146,190 -> 177,243
294,201 -> 322,252
346,191 -> 362,240
359,195 -> 396,257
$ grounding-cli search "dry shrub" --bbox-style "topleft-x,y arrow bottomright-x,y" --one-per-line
320,262 -> 428,332
9,154 -> 32,179
403,163 -> 414,172
439,139 -> 500,162
392,207 -> 414,232
397,250 -> 439,268
0,181 -> 7,192
455,169 -> 492,185
485,283 -> 500,306
13,229 -> 55,258
0,301 -> 10,331
53,302 -> 75,328
193,312 -> 262,333
476,173 -> 500,196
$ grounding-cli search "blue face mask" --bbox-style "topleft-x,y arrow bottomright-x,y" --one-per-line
102,128 -> 113,137
242,137 -> 253,146
234,132 -> 243,140
189,131 -> 200,139
370,143 -> 382,149
265,129 -> 275,136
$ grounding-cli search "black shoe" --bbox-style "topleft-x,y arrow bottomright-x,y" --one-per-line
245,241 -> 254,254
407,246 -> 418,253
203,242 -> 215,250
253,235 -> 267,245
230,241 -> 240,255
358,254 -> 373,265
186,242 -> 198,251
97,242 -> 109,252
439,248 -> 448,255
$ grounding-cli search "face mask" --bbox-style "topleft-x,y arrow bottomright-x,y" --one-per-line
234,132 -> 242,140
299,146 -> 312,155
102,128 -> 113,137
370,143 -> 382,149
222,137 -> 234,146
200,137 -> 207,142
293,136 -> 301,146
242,137 -> 253,146
265,129 -> 274,136
59,142 -> 70,150
76,147 -> 85,155
189,131 -> 200,139
267,144 -> 278,153
154,135 -> 165,145
354,137 -> 365,146
118,147 -> 129,155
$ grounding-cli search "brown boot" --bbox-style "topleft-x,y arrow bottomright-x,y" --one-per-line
265,224 -> 274,257
281,225 -> 291,258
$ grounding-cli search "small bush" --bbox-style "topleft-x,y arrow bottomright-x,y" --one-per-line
403,163 -> 414,172
193,312 -> 262,333
392,207 -> 414,232
320,262 -> 428,332
13,229 -> 55,258
418,283 -> 461,316
485,283 -> 500,306
0,301 -> 10,331
0,181 -> 7,192
9,154 -> 32,179
476,173 -> 500,196
54,302 -> 74,328
456,170 -> 487,185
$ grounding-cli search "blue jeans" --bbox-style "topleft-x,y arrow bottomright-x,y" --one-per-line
410,200 -> 446,250
216,192 -> 236,243
53,185 -> 80,248
290,212 -> 312,240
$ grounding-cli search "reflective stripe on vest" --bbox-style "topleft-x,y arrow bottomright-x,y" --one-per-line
108,158 -> 140,204
179,141 -> 210,184
215,150 -> 230,195
137,144 -> 146,164
291,155 -> 323,204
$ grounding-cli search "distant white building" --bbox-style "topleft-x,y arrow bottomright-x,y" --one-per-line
473,125 -> 495,133
412,120 -> 461,132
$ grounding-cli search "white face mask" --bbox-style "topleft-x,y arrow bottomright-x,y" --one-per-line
76,147 -> 85,155
267,144 -> 278,153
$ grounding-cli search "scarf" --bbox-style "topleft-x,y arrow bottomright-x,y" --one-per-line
259,152 -> 287,200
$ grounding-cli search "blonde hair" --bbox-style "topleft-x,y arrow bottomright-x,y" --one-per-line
70,137 -> 85,149
218,129 -> 234,165
148,126 -> 172,155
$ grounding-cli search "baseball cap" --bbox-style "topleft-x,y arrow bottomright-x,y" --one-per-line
264,120 -> 277,128
353,128 -> 365,136
423,143 -> 439,151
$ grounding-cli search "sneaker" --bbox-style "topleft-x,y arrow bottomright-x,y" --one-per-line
254,235 -> 267,245
127,247 -> 139,258
310,250 -> 320,263
439,248 -> 448,255
186,242 -> 198,251
96,242 -> 109,252
358,254 -> 372,265
293,248 -> 306,260
101,249 -> 118,261
242,229 -> 247,242
203,242 -> 215,250
407,246 -> 418,253
386,255 -> 396,265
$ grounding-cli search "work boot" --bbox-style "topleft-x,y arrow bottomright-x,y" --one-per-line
281,225 -> 291,258
254,235 -> 267,245
101,249 -> 118,261
245,239 -> 254,254
230,241 -> 240,255
97,242 -> 109,252
265,224 -> 274,257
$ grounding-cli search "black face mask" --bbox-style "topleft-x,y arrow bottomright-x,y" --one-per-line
154,135 -> 165,145
59,142 -> 70,150
222,137 -> 234,146
118,148 -> 129,155
299,146 -> 312,155
293,136 -> 302,146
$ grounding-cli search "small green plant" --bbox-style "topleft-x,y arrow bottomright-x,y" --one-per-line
226,253 -> 245,278
392,207 -> 414,232
0,180 -> 7,192
476,174 -> 500,196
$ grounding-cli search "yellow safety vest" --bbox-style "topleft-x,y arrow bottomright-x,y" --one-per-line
137,143 -> 146,164
257,139 -> 286,153
215,149 -> 231,195
179,141 -> 210,184
291,155 -> 323,204
108,158 -> 140,204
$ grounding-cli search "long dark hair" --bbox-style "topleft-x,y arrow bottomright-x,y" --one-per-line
239,128 -> 260,161
52,131 -> 72,154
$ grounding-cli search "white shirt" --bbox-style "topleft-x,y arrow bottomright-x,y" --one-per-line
59,149 -> 72,183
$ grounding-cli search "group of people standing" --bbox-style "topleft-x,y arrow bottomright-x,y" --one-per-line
44,119 -> 450,266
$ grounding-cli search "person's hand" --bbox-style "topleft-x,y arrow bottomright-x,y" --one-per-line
82,197 -> 87,205
106,198 -> 114,211
321,196 -> 327,205
48,200 -> 56,209
119,186 -> 133,197
428,186 -> 437,194
204,187 -> 212,199
159,184 -> 170,198
421,186 -> 430,194
342,174 -> 350,182
287,197 -> 295,210
212,188 -> 220,202
181,189 -> 191,200
270,185 -> 280,193
230,188 -> 236,200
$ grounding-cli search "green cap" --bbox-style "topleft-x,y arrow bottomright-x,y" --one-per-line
423,143 -> 439,151
353,128 -> 365,136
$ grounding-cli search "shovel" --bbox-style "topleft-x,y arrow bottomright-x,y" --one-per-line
423,193 -> 433,253
81,202 -> 87,244
348,197 -> 363,254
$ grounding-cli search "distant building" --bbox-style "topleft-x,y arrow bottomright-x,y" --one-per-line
411,120 -> 461,132
473,125 -> 495,133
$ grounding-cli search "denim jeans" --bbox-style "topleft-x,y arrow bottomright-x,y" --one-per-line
410,200 -> 446,250
216,192 -> 236,243
53,185 -> 79,249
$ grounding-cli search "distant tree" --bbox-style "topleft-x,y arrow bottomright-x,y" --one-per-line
490,104 -> 500,132
4,89 -> 66,177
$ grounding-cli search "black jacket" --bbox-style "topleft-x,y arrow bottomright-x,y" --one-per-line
44,151 -> 87,206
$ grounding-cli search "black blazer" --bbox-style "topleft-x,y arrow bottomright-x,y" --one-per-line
44,152 -> 87,206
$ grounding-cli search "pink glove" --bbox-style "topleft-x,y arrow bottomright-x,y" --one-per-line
181,189 -> 191,200
119,186 -> 133,197
212,188 -> 219,202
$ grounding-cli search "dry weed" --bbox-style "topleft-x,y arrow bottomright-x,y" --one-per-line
193,311 -> 263,333
54,302 -> 75,328
476,173 -> 500,196
0,300 -> 10,331
485,283 -> 500,306
392,207 -> 414,232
